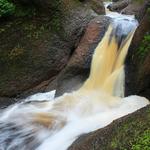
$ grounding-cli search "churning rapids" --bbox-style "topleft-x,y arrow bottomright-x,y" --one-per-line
0,2 -> 149,150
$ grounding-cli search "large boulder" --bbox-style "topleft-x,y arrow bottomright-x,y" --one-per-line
0,0 -> 105,98
0,97 -> 18,109
55,16 -> 110,97
107,0 -> 150,22
122,0 -> 150,21
107,0 -> 130,12
13,0 -> 105,15
68,105 -> 150,150
83,0 -> 105,14
125,11 -> 150,99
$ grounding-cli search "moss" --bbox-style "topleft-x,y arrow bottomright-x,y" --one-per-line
8,45 -> 24,60
131,129 -> 150,150
148,8 -> 150,14
46,0 -> 81,34
0,44 -> 27,68
61,0 -> 81,10
14,4 -> 36,18
50,11 -> 62,33
0,1 -> 36,18
111,141 -> 118,149
132,0 -> 144,4
0,0 -> 15,17
109,109 -> 150,150
136,33 -> 150,61
0,28 -> 5,33
147,8 -> 150,21
23,23 -> 47,40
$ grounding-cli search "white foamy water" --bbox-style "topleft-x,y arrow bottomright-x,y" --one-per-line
104,1 -> 138,36
25,90 -> 56,102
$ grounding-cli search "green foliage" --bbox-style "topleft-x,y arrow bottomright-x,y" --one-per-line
137,33 -> 150,60
0,0 -> 15,17
131,129 -> 150,150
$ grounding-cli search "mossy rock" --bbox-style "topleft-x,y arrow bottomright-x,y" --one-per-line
68,105 -> 150,150
0,17 -> 70,97
125,10 -> 150,99
135,32 -> 150,62
0,0 -> 104,98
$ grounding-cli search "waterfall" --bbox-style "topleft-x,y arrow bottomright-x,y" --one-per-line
0,2 -> 149,150
80,25 -> 135,97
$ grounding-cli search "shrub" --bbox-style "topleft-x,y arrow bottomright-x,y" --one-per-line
0,0 -> 15,17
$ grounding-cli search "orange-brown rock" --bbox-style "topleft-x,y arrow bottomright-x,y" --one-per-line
55,16 -> 110,96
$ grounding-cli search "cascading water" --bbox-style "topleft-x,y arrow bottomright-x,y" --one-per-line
0,2 -> 149,150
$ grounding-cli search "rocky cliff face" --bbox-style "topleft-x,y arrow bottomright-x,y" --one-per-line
0,0 -> 105,100
55,16 -> 110,97
125,11 -> 150,99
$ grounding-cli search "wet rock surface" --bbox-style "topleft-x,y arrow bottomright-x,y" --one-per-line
68,105 -> 150,150
107,0 -> 130,12
0,97 -> 18,109
0,0 -> 105,102
55,16 -> 110,97
122,0 -> 150,21
125,11 -> 150,99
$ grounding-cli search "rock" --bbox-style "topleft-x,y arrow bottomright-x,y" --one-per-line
0,97 -> 18,109
0,19 -> 70,97
112,0 -> 122,2
84,0 -> 105,15
125,11 -> 150,99
55,16 -> 110,97
122,0 -> 150,21
0,0 -> 105,98
68,105 -> 150,150
13,0 -> 105,15
107,0 -> 130,12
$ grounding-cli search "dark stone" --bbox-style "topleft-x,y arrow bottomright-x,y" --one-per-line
122,0 -> 150,22
125,12 -> 150,99
107,0 -> 130,12
0,97 -> 18,109
55,16 -> 110,97
0,0 -> 104,99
